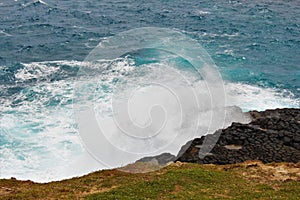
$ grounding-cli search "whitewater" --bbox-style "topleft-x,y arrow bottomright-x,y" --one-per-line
0,0 -> 299,182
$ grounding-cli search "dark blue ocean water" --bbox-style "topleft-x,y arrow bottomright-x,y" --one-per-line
0,0 -> 299,182
1,0 -> 299,93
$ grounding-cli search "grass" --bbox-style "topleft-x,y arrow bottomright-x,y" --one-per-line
1,161 -> 300,199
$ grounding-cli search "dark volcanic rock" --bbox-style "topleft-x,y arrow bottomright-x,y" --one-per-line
176,108 -> 300,164
136,153 -> 176,165
249,108 -> 300,121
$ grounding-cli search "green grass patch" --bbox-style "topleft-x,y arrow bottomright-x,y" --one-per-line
1,163 -> 299,199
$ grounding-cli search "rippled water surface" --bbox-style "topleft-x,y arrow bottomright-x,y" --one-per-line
0,0 -> 299,182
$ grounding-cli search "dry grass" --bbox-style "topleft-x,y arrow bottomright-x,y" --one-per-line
1,161 -> 300,199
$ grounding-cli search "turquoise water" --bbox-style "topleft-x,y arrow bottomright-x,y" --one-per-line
0,0 -> 299,182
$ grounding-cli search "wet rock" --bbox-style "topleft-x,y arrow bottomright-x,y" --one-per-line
176,108 -> 300,164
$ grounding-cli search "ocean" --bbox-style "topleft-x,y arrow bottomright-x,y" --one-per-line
0,0 -> 299,182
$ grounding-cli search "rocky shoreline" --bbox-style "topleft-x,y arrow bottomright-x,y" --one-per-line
1,108 -> 300,199
137,108 -> 300,165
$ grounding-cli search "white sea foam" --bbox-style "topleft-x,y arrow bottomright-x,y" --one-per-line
0,30 -> 12,37
15,63 -> 60,82
0,59 -> 298,182
22,0 -> 48,7
0,78 -> 81,182
225,82 -> 299,111
195,10 -> 211,16
195,32 -> 240,38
